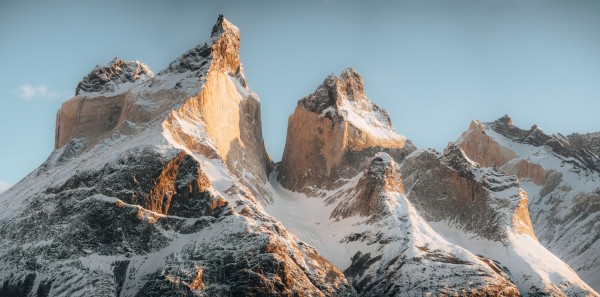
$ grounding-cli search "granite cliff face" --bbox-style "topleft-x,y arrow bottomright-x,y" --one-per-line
278,68 -> 415,193
455,115 -> 600,292
1,15 -> 599,297
160,16 -> 272,200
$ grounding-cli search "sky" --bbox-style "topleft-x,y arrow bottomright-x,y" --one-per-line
1,0 -> 600,189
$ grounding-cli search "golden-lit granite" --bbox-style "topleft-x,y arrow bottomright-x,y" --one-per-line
279,68 -> 415,193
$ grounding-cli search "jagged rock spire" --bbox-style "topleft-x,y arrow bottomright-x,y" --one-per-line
211,14 -> 239,38
496,114 -> 513,126
298,68 -> 369,115
160,15 -> 241,76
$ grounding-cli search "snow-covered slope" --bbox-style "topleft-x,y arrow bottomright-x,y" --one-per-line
455,116 -> 600,291
400,146 -> 597,296
268,154 -> 520,296
0,15 -> 355,297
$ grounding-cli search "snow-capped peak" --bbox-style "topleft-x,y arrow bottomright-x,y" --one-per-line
159,15 -> 241,79
75,58 -> 154,96
495,114 -> 513,126
441,143 -> 479,178
211,14 -> 240,39
298,68 -> 404,142
299,67 -> 367,115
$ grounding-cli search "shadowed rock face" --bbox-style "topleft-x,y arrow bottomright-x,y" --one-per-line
278,68 -> 415,193
331,153 -> 403,219
400,146 -> 536,242
0,147 -> 356,297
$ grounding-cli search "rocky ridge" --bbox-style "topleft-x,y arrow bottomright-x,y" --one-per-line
568,132 -> 600,157
455,115 -> 600,292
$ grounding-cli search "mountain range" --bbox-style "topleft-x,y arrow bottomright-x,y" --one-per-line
0,15 -> 598,297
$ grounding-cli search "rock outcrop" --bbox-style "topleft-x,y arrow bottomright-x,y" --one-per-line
278,68 -> 415,193
567,132 -> 600,162
75,58 -> 154,96
56,59 -> 156,150
455,115 -> 600,292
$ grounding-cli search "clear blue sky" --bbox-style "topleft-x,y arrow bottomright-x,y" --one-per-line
1,0 -> 600,188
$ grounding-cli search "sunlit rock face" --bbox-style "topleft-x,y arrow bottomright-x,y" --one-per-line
455,115 -> 600,292
0,15 -> 356,297
56,59 -> 155,149
161,15 -> 273,200
278,68 -> 416,193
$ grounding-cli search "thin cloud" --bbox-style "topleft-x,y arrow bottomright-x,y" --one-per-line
0,181 -> 11,193
15,84 -> 70,101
